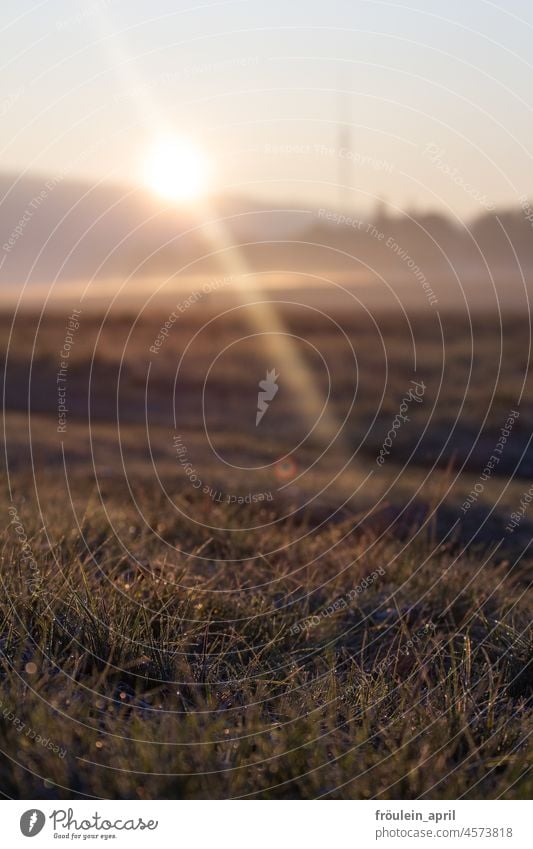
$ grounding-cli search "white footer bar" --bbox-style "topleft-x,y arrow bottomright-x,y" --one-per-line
4,800 -> 529,848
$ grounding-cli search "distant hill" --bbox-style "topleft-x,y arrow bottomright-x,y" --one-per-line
0,172 -> 311,286
1,172 -> 532,303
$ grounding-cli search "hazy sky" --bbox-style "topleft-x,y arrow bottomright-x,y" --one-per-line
2,0 -> 533,217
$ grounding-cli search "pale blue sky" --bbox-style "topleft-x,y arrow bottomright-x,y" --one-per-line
2,0 -> 533,216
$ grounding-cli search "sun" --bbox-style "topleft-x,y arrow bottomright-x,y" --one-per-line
144,137 -> 210,202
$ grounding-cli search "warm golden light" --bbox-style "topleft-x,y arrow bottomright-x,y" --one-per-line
144,137 -> 210,202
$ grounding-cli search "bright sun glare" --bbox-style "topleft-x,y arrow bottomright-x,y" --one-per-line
144,137 -> 210,202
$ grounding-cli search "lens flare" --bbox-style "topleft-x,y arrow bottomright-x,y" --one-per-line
144,137 -> 210,202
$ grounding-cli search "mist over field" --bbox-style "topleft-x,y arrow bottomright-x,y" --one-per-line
0,0 -> 531,815
2,172 -> 533,312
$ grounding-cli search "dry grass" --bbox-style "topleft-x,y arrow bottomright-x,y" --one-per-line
0,480 -> 530,800
1,306 -> 531,798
